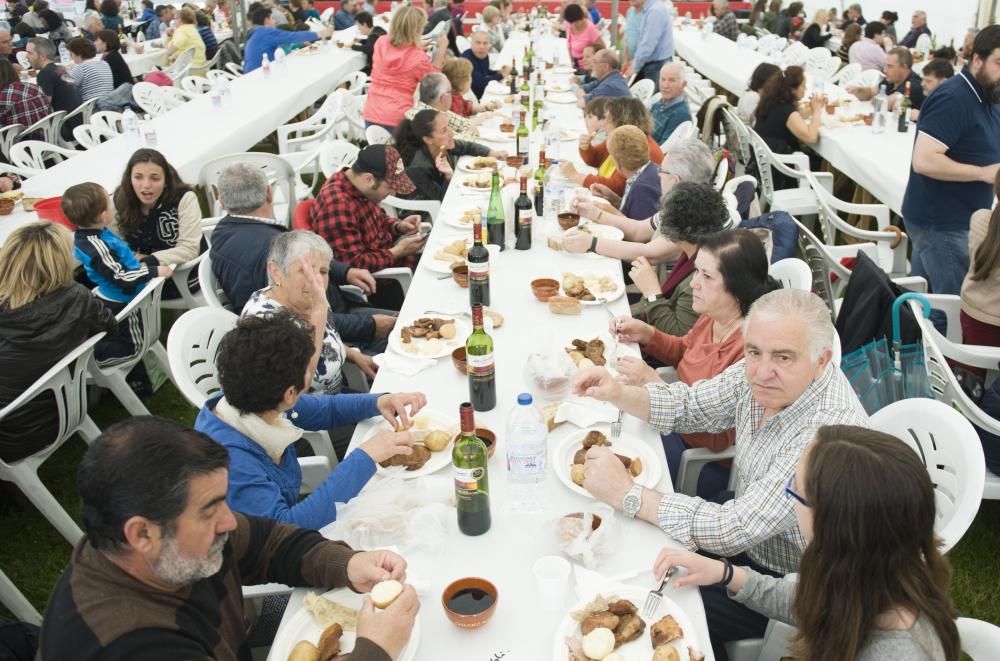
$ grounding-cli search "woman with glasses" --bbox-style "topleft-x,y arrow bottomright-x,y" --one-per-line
653,425 -> 960,661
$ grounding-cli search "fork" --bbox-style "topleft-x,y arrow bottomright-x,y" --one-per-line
610,409 -> 623,441
423,309 -> 471,318
642,566 -> 678,619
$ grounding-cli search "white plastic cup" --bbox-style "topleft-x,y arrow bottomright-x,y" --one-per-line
533,555 -> 571,611
486,243 -> 501,262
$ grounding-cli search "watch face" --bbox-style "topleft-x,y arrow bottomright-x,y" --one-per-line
624,494 -> 640,516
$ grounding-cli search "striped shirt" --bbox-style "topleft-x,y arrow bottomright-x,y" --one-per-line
645,360 -> 868,574
69,57 -> 115,102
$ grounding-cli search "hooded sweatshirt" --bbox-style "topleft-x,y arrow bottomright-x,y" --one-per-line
0,284 -> 116,461
363,37 -> 438,127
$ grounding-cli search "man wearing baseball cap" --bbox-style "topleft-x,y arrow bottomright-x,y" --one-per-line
311,145 -> 427,305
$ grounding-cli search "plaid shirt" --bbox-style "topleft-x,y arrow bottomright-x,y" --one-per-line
310,172 -> 418,273
714,11 -> 741,41
0,82 -> 50,135
645,360 -> 868,574
405,101 -> 479,143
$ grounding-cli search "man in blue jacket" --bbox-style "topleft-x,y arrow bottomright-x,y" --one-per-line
209,163 -> 396,352
461,29 -> 510,99
242,6 -> 332,73
196,311 -> 426,529
576,49 -> 632,106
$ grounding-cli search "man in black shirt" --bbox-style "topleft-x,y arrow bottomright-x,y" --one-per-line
847,47 -> 927,112
351,11 -> 385,75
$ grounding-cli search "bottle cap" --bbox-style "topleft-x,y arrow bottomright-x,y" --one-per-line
517,393 -> 532,405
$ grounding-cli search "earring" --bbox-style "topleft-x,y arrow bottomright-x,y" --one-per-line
275,282 -> 281,287
290,410 -> 298,420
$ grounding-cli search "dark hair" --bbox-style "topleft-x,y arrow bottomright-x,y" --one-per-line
67,36 -> 97,60
95,28 -> 120,51
583,95 -> 610,118
12,22 -> 36,40
931,46 -> 957,63
61,182 -> 109,227
748,62 -> 781,92
0,60 -> 17,90
923,57 -> 955,82
100,0 -> 119,17
971,24 -> 1000,63
393,108 -> 440,165
355,10 -> 373,27
783,1 -> 802,17
658,182 -> 730,244
791,425 -> 960,661
86,0 -> 99,10
606,96 -> 654,134
841,22 -> 862,49
195,10 -> 211,27
143,0 -> 154,8
155,3 -> 171,17
880,10 -> 898,23
216,310 -> 315,414
970,169 -> 1000,282
699,229 -> 781,316
755,65 -> 804,122
563,3 -> 584,22
113,148 -> 192,238
78,416 -> 230,553
250,6 -> 271,24
38,8 -> 63,31
864,20 -> 885,39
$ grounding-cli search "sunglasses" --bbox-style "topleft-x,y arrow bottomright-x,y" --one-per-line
785,474 -> 810,508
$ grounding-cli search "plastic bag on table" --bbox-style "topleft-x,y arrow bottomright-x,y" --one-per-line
553,504 -> 618,569
333,476 -> 452,555
525,342 -> 577,401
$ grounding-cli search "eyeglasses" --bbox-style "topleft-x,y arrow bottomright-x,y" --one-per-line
785,474 -> 810,507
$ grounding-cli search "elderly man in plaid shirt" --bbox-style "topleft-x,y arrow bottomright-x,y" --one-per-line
711,0 -> 741,41
574,289 -> 868,658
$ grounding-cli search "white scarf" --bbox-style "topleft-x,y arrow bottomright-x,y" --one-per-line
214,397 -> 303,463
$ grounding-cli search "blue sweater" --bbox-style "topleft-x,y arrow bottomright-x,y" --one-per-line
649,95 -> 692,145
582,71 -> 632,103
461,49 -> 502,100
195,393 -> 382,530
73,228 -> 155,304
243,26 -> 318,72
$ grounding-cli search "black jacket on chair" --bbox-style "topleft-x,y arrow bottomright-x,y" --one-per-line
834,251 -> 920,355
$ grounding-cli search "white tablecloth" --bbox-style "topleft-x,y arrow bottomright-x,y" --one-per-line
0,46 -> 363,246
123,29 -> 234,76
674,25 -> 913,214
272,31 -> 714,661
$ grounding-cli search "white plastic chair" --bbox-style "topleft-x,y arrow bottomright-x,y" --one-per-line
199,253 -> 235,311
206,68 -> 238,84
277,90 -> 347,156
0,334 -> 105,546
72,123 -> 116,149
870,397 -> 985,553
319,6 -> 335,24
86,278 -> 172,416
223,61 -> 243,77
179,75 -> 214,95
17,111 -> 66,145
163,47 -> 195,81
319,140 -> 361,178
746,127 -> 832,217
662,120 -> 697,151
456,35 -> 470,53
15,50 -> 30,69
782,40 -> 809,66
0,124 -> 24,161
162,253 -> 207,310
959,617 -> 1000,660
131,81 -> 173,116
335,70 -> 369,95
90,110 -> 124,134
8,140 -> 78,175
199,152 -> 297,227
793,215 -> 879,316
56,98 -> 99,148
722,174 -> 760,220
908,297 -> 1000,501
851,68 -> 884,90
769,257 -> 812,290
336,93 -> 367,142
915,33 -> 932,53
0,568 -> 40,625
166,307 -> 337,470
365,124 -> 392,145
830,62 -> 861,86
630,78 -> 655,102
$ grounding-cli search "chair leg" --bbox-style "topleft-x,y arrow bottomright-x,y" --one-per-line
0,568 -> 41,625
77,416 -> 102,444
150,342 -> 173,384
105,374 -> 152,416
3,464 -> 83,545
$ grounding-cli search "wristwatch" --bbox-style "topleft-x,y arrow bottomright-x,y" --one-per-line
586,236 -> 599,253
622,482 -> 643,518
646,293 -> 663,303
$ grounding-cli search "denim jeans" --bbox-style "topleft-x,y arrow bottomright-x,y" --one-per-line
907,223 -> 969,295
635,57 -> 672,85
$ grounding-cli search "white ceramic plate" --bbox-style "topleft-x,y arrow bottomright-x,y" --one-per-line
388,316 -> 470,359
558,271 -> 626,306
552,585 -> 702,661
547,91 -> 578,104
267,586 -> 421,661
457,159 -> 500,174
458,176 -> 495,194
547,223 -> 626,258
441,210 -> 481,230
546,83 -> 574,94
554,428 -> 661,499
367,408 -> 457,478
422,236 -> 473,273
558,129 -> 578,141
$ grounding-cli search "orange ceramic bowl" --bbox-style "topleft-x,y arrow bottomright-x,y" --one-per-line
557,212 -> 580,230
450,426 -> 496,459
441,577 -> 499,629
531,278 -> 560,302
451,263 -> 470,288
451,346 -> 467,375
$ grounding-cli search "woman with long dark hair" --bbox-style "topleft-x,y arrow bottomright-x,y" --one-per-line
737,62 -> 781,124
754,65 -> 822,158
655,425 -> 960,661
394,108 -> 502,201
112,149 -> 203,274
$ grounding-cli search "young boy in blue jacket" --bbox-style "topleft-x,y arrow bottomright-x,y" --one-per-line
64,182 -> 173,365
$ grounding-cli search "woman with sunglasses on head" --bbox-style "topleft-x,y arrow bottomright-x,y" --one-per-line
653,425 -> 960,661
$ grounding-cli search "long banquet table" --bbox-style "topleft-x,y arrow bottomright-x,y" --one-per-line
273,30 -> 714,661
673,24 -> 914,214
0,43 -> 363,246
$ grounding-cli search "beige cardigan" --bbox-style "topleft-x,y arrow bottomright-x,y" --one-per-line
961,209 -> 1000,327
111,191 -> 203,267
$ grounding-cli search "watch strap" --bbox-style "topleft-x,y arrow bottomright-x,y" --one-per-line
622,482 -> 643,518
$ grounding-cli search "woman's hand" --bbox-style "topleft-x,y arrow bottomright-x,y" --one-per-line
561,228 -> 591,254
629,257 -> 662,297
590,183 -> 622,208
609,317 -> 654,345
489,149 -> 508,159
652,549 -> 727,589
615,356 -> 660,387
808,93 -> 824,118
348,348 -> 378,380
359,429 -> 413,464
377,392 -> 428,430
434,150 -> 454,179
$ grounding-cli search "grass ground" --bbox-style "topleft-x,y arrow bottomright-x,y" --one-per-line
1,379 -> 999,626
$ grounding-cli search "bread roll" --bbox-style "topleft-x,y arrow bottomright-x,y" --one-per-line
548,296 -> 581,315
287,641 -> 319,661
371,579 -> 404,609
581,627 -> 616,660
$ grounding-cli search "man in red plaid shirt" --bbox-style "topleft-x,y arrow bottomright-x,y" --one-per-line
0,62 -> 50,134
311,144 -> 427,276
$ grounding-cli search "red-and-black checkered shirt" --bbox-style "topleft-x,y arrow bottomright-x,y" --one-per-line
309,172 -> 418,273
0,82 -> 50,135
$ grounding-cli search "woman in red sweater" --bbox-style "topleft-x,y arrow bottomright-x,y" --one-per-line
611,230 -> 780,497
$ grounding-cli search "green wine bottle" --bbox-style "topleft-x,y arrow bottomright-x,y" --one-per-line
466,304 -> 496,411
486,164 -> 505,249
453,401 -> 491,535
533,146 -> 547,215
519,72 -> 530,110
516,107 -> 529,162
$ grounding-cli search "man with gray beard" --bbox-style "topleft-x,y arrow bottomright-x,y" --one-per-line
38,416 -> 419,660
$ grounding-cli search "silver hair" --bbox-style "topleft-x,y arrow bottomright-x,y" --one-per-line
266,230 -> 333,284
661,61 -> 686,82
28,37 -> 56,61
714,0 -> 729,8
218,163 -> 268,213
663,138 -> 714,184
419,72 -> 450,104
744,289 -> 834,361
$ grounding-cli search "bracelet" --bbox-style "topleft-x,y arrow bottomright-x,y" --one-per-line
718,558 -> 734,587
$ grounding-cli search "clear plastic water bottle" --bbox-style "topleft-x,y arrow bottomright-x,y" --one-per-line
261,52 -> 271,74
210,85 -> 222,108
122,108 -> 140,138
141,116 -> 158,146
273,46 -> 286,67
543,159 -> 562,222
872,87 -> 887,134
58,42 -> 70,63
217,75 -> 231,103
506,393 -> 547,511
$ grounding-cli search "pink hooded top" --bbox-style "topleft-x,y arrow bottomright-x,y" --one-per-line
363,37 -> 439,127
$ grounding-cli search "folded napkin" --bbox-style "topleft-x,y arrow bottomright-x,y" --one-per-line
555,396 -> 620,428
573,564 -> 657,602
377,352 -> 436,377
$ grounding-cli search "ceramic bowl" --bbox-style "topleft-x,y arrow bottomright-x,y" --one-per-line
441,577 -> 499,629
